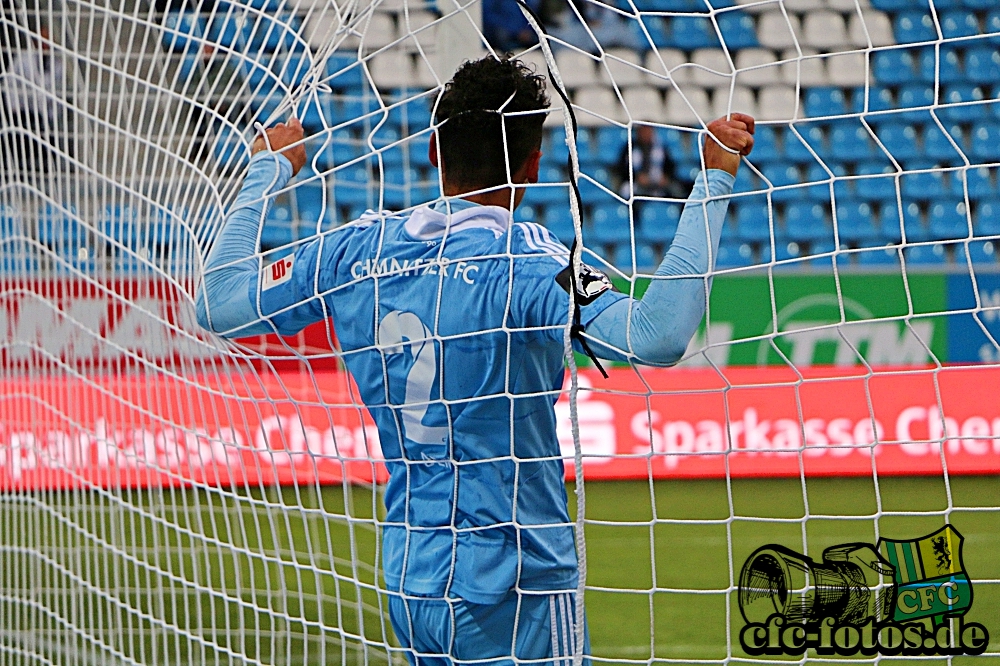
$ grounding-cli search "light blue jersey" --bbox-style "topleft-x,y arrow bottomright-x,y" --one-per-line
197,151 -> 734,606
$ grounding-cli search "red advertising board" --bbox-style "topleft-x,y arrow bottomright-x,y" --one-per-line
0,278 -> 339,370
1,366 -> 998,490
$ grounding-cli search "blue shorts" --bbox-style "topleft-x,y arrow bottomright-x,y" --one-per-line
388,590 -> 590,665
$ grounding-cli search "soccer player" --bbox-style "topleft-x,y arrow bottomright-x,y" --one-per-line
197,56 -> 753,664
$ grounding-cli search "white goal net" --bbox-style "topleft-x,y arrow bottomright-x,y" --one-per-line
1,0 -> 998,663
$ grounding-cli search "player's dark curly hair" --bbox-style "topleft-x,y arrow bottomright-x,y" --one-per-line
434,55 -> 550,190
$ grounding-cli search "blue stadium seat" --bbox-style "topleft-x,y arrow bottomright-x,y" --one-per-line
336,95 -> 380,123
954,166 -> 995,199
735,195 -> 772,242
293,182 -> 325,214
926,0 -> 962,8
762,163 -> 804,203
243,57 -> 281,98
408,135 -> 433,168
905,243 -> 947,265
372,125 -> 401,152
807,241 -> 839,269
543,127 -> 570,166
986,10 -> 1000,44
517,205 -> 540,224
331,181 -> 370,209
176,52 -> 201,83
326,53 -> 366,91
670,16 -> 718,50
316,130 -> 363,169
750,126 -> 779,163
613,242 -> 657,271
248,12 -> 302,52
923,123 -> 965,162
871,0 -> 911,9
970,123 -> 1000,162
636,15 -> 671,49
212,124 -> 250,171
965,46 -> 1000,86
901,168 -> 946,200
878,201 -> 903,241
785,202 -> 829,242
575,128 -> 601,168
831,123 -> 878,162
296,92 -> 330,132
940,85 -> 987,123
974,199 -> 1000,236
900,200 -> 931,242
873,50 -> 916,86
590,204 -> 632,245
298,202 -> 337,232
544,208 -> 575,244
836,200 -> 880,245
162,11 -> 205,52
715,242 -> 754,268
661,128 -> 693,161
637,202 -> 681,243
805,87 -> 847,118
917,47 -> 963,84
929,199 -> 969,239
596,127 -> 627,160
856,245 -> 899,266
732,168 -> 760,194
261,203 -> 294,248
772,241 -> 804,268
875,123 -> 920,161
940,11 -> 980,39
101,206 -> 171,250
718,12 -> 758,49
852,87 -> 895,114
898,84 -> 935,111
635,0 -> 698,10
783,125 -> 825,164
98,204 -> 135,243
965,0 -> 996,9
805,162 -> 851,201
636,243 -> 658,270
578,167 -> 611,203
894,11 -> 936,44
964,239 -> 998,265
855,164 -> 898,201
385,94 -> 434,135
539,164 -> 566,186
206,5 -> 242,50
523,183 -> 568,208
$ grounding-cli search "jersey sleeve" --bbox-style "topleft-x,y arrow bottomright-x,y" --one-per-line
584,168 -> 735,366
196,151 -> 352,338
509,223 -> 627,336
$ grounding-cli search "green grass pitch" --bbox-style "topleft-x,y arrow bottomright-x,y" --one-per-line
1,475 -> 996,665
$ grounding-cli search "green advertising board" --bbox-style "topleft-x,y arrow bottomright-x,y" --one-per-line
610,271 -> 948,368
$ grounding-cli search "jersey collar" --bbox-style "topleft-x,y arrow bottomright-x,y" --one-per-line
403,199 -> 511,240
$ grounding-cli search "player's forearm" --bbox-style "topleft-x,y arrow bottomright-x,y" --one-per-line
586,169 -> 734,366
196,152 -> 293,337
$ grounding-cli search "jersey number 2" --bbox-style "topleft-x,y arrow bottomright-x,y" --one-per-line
377,311 -> 450,447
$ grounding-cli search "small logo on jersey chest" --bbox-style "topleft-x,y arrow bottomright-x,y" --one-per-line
262,256 -> 294,291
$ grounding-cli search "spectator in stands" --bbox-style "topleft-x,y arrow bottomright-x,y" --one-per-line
1,0 -> 20,68
616,124 -> 691,200
482,0 -> 543,52
1,21 -> 69,174
549,0 -> 643,53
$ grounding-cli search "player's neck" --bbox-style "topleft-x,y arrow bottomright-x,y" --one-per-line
457,186 -> 519,211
